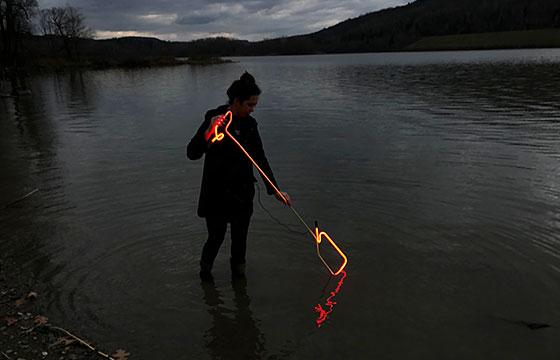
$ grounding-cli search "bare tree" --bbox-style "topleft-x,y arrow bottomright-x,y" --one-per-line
39,6 -> 93,58
38,8 -> 56,35
0,0 -> 38,66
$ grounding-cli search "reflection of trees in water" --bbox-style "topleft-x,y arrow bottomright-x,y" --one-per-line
11,78 -> 57,155
4,70 -> 101,164
52,70 -> 98,116
0,71 -> 106,335
201,278 -> 266,360
0,76 -> 61,290
1,73 -> 58,202
2,70 -> 31,96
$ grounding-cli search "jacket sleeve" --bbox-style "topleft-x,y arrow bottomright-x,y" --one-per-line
186,113 -> 211,160
249,124 -> 280,195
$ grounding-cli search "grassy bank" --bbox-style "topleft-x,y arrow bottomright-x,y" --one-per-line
406,28 -> 560,51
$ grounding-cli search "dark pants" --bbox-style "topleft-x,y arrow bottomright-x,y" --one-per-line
201,215 -> 252,270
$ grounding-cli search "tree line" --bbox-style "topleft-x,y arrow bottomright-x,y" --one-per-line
1,0 -> 91,67
304,0 -> 560,53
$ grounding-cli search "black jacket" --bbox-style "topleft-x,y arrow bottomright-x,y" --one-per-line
187,105 -> 279,218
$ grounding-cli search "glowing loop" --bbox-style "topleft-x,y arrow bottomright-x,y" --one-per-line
208,114 -> 228,143
315,227 -> 348,276
209,110 -> 348,275
212,129 -> 224,143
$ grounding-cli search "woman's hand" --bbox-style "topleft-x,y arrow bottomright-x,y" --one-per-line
275,191 -> 291,206
205,115 -> 227,142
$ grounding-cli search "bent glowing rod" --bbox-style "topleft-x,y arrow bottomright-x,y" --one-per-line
207,111 -> 348,276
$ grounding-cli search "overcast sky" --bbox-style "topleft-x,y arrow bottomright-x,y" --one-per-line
37,0 -> 408,41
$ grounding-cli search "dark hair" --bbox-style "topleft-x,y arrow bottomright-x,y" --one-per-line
227,71 -> 261,105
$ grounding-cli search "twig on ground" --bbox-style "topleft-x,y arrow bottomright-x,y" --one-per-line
1,351 -> 13,360
48,325 -> 115,360
2,188 -> 39,209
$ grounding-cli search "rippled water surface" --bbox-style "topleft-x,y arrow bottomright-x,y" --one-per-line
2,49 -> 560,359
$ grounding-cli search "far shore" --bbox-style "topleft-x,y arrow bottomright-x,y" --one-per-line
405,28 -> 560,52
7,55 -> 234,74
5,28 -> 560,75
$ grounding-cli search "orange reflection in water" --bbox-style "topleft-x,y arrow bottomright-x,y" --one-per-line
314,270 -> 347,328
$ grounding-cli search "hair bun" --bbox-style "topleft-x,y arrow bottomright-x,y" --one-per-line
226,71 -> 261,104
240,71 -> 256,84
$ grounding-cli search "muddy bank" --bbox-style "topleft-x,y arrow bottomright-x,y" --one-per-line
0,257 -> 127,360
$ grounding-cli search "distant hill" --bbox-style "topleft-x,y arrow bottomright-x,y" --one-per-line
21,0 -> 560,66
266,0 -> 560,53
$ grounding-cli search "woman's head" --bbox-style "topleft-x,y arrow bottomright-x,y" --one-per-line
227,72 -> 261,117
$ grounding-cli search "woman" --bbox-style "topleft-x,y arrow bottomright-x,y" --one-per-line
187,72 -> 290,280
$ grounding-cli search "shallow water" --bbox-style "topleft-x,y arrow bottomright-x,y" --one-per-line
1,49 -> 560,359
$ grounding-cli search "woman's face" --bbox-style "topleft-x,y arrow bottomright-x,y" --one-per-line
232,95 -> 259,117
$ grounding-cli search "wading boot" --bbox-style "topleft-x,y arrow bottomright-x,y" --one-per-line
230,259 -> 246,278
199,260 -> 214,282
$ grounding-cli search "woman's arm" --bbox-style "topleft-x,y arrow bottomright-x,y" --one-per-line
186,113 -> 212,160
248,123 -> 291,205
248,124 -> 279,194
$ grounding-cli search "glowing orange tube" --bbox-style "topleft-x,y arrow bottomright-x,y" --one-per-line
211,126 -> 224,143
205,115 -> 226,142
222,112 -> 288,203
315,227 -> 348,276
210,111 -> 348,275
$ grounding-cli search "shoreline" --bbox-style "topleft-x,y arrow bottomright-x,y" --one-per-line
6,56 -> 234,75
226,46 -> 560,58
0,256 -> 121,360
5,41 -> 560,75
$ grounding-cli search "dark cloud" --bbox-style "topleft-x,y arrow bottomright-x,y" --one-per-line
37,0 -> 408,41
176,14 -> 218,26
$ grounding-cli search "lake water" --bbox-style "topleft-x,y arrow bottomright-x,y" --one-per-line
1,49 -> 560,359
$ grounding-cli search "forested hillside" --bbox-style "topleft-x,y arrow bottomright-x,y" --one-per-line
19,0 -> 560,67
286,0 -> 560,53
